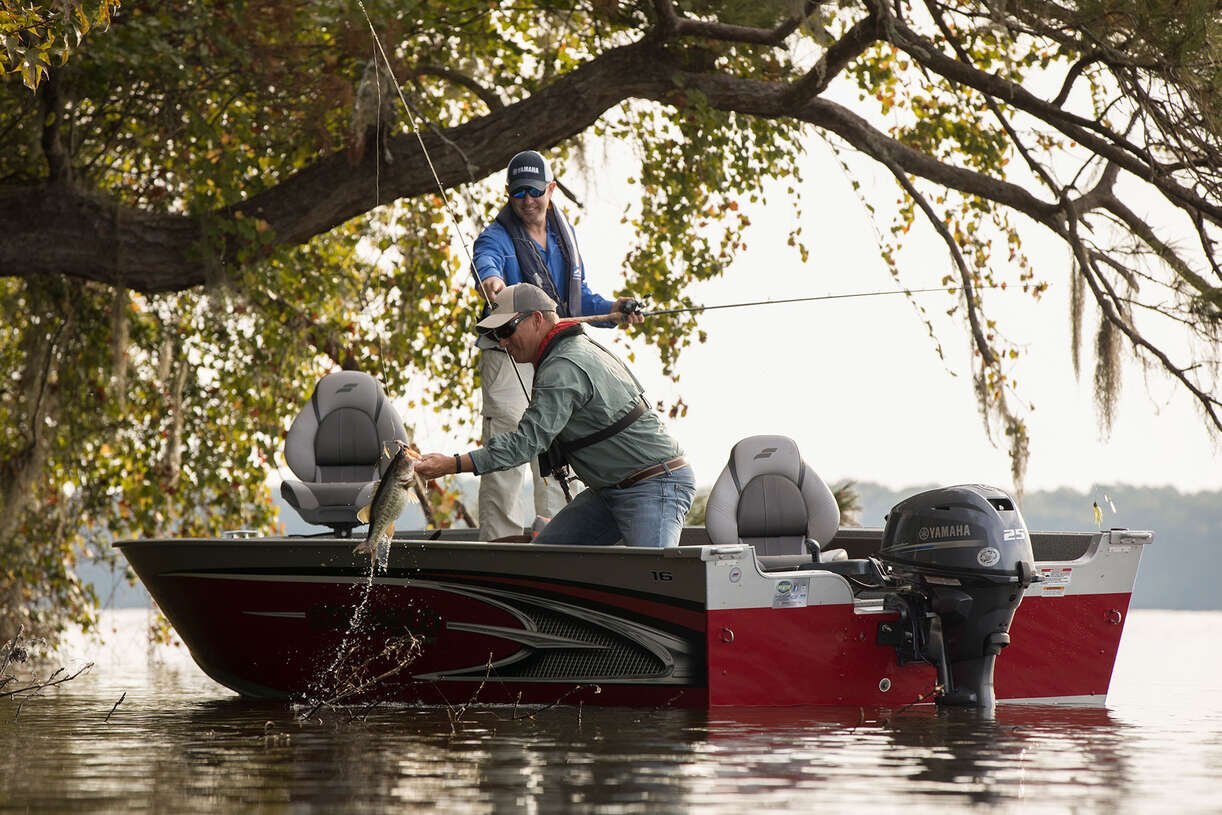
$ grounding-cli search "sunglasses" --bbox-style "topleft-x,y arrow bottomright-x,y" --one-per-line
490,311 -> 531,341
510,187 -> 547,199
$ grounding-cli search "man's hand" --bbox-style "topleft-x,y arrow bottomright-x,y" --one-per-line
612,296 -> 645,325
414,452 -> 457,480
480,276 -> 506,300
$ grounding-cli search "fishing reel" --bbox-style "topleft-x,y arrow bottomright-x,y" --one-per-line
538,444 -> 576,503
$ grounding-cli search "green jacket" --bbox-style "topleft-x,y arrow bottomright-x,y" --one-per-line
470,326 -> 683,489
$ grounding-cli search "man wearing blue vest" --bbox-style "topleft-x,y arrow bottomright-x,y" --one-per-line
471,150 -> 643,540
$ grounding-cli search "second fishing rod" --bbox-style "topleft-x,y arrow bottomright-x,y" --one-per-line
544,284 -> 995,326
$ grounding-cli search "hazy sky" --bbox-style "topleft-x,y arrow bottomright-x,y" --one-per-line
412,139 -> 1220,497
608,145 -> 1219,494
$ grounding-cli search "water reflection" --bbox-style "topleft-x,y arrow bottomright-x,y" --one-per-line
0,682 -> 1142,814
123,700 -> 716,813
1,610 -> 1213,814
676,706 -> 1128,810
882,706 -> 1131,809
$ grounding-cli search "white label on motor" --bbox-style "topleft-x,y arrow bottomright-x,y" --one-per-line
977,547 -> 1001,567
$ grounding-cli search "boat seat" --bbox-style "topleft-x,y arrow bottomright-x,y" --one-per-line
706,434 -> 846,562
280,370 -> 409,534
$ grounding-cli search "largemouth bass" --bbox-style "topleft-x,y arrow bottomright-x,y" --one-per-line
353,441 -> 419,560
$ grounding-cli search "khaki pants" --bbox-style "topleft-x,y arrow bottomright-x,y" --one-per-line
478,349 -> 568,540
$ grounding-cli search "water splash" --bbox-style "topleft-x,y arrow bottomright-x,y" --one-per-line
297,536 -> 427,717
375,536 -> 391,572
298,562 -> 379,715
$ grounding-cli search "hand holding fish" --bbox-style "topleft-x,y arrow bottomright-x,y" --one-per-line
352,441 -> 421,559
414,452 -> 472,480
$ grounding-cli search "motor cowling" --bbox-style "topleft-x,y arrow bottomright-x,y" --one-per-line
879,485 -> 1036,709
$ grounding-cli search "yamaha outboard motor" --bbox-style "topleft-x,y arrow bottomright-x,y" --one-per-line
878,485 -> 1037,709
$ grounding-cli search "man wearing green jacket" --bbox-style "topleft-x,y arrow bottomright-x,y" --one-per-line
414,283 -> 695,547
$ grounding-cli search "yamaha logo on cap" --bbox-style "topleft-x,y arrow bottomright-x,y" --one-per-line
507,150 -> 551,190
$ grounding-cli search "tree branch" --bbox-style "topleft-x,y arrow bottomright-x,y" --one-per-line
784,10 -> 883,103
0,38 -> 672,292
1099,189 -> 1222,311
1071,219 -> 1221,433
412,64 -> 505,111
1,34 -> 1074,294
878,156 -> 997,365
37,73 -> 71,185
922,0 -> 1062,199
1052,51 -> 1105,108
885,18 -> 1222,226
2,9 -> 1214,338
652,0 -> 823,45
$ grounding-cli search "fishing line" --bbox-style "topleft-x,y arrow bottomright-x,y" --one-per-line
355,2 -> 554,499
356,1 -> 481,289
352,5 -> 1007,502
635,284 -> 1001,318
560,284 -> 1004,324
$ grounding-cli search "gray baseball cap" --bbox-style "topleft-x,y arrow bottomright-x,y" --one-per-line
476,283 -> 557,329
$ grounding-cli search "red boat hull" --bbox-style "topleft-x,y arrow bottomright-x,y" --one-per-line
118,528 -> 1147,708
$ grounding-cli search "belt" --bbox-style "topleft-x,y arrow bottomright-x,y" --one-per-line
612,457 -> 688,490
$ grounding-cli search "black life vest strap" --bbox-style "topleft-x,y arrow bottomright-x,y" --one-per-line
559,396 -> 648,455
535,326 -> 648,454
534,326 -> 648,481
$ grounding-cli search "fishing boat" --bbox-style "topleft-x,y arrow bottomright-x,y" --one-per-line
117,372 -> 1150,709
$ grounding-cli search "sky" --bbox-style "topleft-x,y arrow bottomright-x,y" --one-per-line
404,137 -> 1220,497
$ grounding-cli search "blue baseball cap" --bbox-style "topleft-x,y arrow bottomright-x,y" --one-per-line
506,150 -> 552,194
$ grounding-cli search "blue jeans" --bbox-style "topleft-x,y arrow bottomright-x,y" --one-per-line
534,465 -> 696,548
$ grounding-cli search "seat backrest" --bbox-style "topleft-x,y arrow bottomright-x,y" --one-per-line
705,435 -> 840,555
284,370 -> 406,484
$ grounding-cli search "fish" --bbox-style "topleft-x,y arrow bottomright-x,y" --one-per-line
352,441 -> 420,560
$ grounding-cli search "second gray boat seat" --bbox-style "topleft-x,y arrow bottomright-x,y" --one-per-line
280,370 -> 408,534
705,434 -> 848,568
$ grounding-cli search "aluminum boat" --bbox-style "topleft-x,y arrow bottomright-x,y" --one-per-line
117,371 -> 1150,709
117,523 -> 1148,708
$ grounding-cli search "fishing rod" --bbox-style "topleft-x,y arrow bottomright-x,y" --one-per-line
565,284 -> 998,324
357,2 -> 584,503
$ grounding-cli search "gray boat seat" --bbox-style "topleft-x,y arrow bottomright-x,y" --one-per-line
705,435 -> 845,563
280,370 -> 408,534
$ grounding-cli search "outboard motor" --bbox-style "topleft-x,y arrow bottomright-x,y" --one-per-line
877,485 -> 1037,709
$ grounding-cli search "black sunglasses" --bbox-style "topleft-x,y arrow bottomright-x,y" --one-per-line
490,312 -> 531,341
510,187 -> 547,199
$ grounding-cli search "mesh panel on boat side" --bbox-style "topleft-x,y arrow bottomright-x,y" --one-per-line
1030,533 -> 1095,562
495,605 -> 669,680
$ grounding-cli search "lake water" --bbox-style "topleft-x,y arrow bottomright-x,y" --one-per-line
1,608 -> 1218,814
